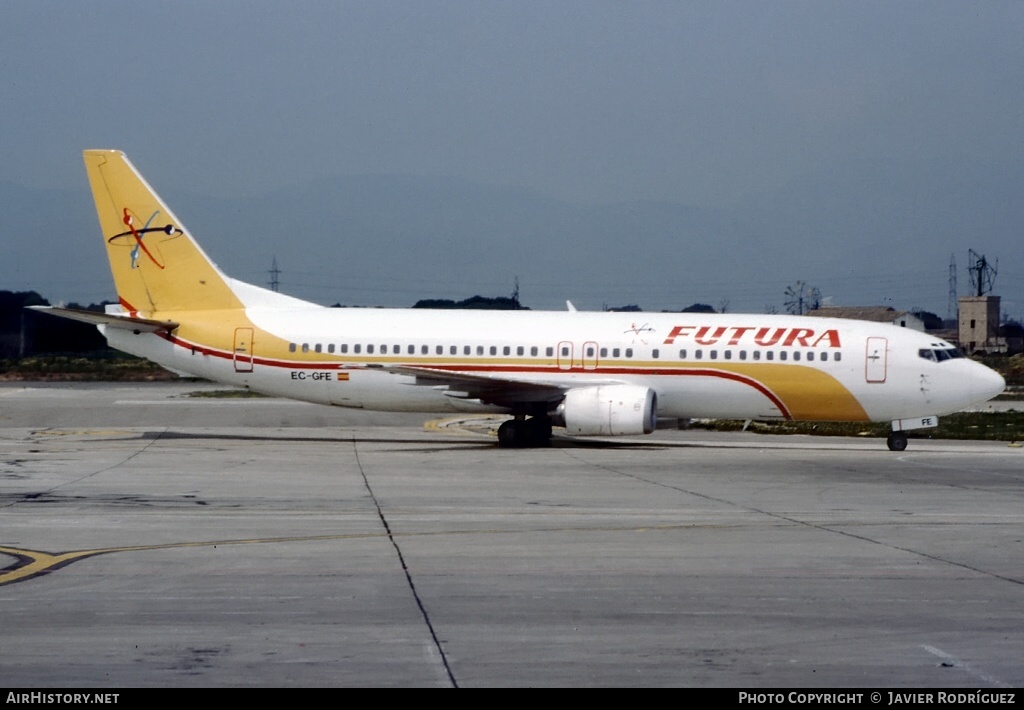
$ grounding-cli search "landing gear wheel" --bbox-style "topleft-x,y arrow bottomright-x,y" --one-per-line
497,420 -> 522,448
497,417 -> 553,448
887,431 -> 908,452
525,416 -> 552,447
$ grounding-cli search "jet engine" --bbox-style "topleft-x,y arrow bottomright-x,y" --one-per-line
556,384 -> 657,436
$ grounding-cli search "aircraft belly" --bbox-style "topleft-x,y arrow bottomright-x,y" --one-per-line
104,328 -> 206,381
102,326 -> 159,362
856,382 -> 963,422
337,371 -> 497,413
657,376 -> 784,420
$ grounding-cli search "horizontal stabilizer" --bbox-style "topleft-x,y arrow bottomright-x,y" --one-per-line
28,306 -> 178,334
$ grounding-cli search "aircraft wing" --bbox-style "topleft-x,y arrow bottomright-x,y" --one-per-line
27,306 -> 178,334
383,364 -> 623,408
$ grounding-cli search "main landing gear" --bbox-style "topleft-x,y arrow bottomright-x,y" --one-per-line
497,415 -> 553,448
886,431 -> 908,452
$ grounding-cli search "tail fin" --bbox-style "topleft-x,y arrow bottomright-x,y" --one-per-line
84,150 -> 243,315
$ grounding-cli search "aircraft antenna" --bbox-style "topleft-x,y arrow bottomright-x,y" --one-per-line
269,257 -> 281,293
967,249 -> 997,297
511,276 -> 520,309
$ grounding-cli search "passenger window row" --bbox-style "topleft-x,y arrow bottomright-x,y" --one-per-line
675,349 -> 841,362
286,342 -> 843,363
288,343 -> 552,356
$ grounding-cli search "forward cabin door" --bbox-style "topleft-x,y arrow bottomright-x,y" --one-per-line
865,337 -> 887,383
233,327 -> 254,373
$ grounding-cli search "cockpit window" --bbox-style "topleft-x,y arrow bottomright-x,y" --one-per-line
919,347 -> 963,362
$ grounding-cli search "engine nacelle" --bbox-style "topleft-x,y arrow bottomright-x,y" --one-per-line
557,385 -> 657,436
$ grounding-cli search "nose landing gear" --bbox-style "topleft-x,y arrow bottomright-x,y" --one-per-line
886,431 -> 908,452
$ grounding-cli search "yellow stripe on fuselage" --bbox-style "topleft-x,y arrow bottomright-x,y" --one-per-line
159,312 -> 870,423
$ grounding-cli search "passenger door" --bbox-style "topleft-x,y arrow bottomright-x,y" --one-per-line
865,337 -> 887,383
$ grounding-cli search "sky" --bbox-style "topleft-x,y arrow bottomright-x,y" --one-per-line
2,1 -> 1022,317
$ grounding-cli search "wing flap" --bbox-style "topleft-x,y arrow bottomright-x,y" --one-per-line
387,364 -> 566,406
386,364 -> 625,408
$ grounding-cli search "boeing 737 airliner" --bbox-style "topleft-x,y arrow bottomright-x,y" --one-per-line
34,151 -> 1006,450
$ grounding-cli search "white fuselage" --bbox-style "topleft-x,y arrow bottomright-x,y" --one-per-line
102,307 -> 1005,424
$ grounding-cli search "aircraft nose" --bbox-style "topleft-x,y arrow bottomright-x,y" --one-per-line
972,363 -> 1006,402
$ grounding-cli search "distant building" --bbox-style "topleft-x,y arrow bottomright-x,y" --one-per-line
1001,322 -> 1024,355
958,295 -> 1005,354
910,310 -> 945,331
805,306 -> 925,332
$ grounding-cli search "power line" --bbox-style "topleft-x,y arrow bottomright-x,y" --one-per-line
967,249 -> 998,297
268,257 -> 281,293
947,252 -> 957,322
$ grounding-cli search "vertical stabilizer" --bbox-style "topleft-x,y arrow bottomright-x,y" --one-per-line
84,150 -> 243,315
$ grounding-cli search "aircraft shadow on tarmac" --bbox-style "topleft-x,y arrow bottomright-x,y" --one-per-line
148,430 -> 670,451
148,428 -> 921,452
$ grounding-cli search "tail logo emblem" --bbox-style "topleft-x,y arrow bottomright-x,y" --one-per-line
108,208 -> 183,269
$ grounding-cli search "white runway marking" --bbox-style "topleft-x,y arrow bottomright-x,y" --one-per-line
922,645 -> 1011,688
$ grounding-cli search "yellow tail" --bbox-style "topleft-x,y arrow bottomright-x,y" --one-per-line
84,150 -> 243,315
